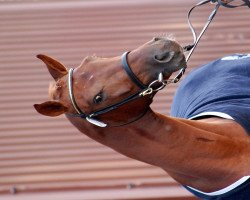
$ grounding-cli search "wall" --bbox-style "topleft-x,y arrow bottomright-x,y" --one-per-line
0,0 -> 249,199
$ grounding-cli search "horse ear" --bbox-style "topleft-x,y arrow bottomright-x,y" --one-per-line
34,101 -> 68,117
37,54 -> 68,80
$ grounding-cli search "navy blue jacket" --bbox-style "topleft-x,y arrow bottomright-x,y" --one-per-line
170,54 -> 250,199
171,54 -> 250,134
183,179 -> 250,200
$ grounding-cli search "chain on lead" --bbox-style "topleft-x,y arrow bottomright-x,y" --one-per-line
140,73 -> 167,96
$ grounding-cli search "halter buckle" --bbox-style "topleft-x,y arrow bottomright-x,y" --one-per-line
86,117 -> 107,127
140,88 -> 153,96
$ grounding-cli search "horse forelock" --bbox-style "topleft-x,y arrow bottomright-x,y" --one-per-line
48,80 -> 63,100
48,82 -> 57,100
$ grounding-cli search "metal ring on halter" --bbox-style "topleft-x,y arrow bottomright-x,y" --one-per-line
139,73 -> 167,96
148,80 -> 166,92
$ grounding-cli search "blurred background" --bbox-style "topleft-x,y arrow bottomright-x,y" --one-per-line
0,0 -> 249,199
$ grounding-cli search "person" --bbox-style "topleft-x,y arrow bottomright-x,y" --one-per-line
170,54 -> 250,199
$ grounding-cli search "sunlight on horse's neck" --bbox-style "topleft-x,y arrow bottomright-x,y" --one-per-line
67,107 -> 248,192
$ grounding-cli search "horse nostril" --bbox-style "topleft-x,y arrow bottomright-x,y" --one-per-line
154,51 -> 175,63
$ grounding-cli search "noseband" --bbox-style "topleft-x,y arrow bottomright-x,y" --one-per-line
67,52 -> 170,128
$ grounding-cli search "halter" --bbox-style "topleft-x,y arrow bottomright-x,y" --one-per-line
68,52 -> 168,128
68,0 -> 250,128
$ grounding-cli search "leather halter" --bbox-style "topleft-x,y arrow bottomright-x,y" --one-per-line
68,0 -> 250,128
122,52 -> 147,90
67,52 -> 164,128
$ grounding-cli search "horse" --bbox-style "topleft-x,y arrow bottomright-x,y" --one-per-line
34,37 -> 250,198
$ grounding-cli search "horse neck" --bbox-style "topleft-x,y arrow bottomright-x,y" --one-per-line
67,109 -> 245,189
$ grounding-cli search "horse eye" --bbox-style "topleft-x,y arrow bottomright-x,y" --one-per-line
93,93 -> 103,104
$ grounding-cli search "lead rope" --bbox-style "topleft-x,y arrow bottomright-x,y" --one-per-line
139,0 -> 221,95
169,0 -> 250,84
170,0 -> 220,84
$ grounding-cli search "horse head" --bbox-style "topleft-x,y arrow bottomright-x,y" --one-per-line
34,37 -> 186,127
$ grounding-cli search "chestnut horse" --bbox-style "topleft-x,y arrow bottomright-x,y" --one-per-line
34,37 -> 250,195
